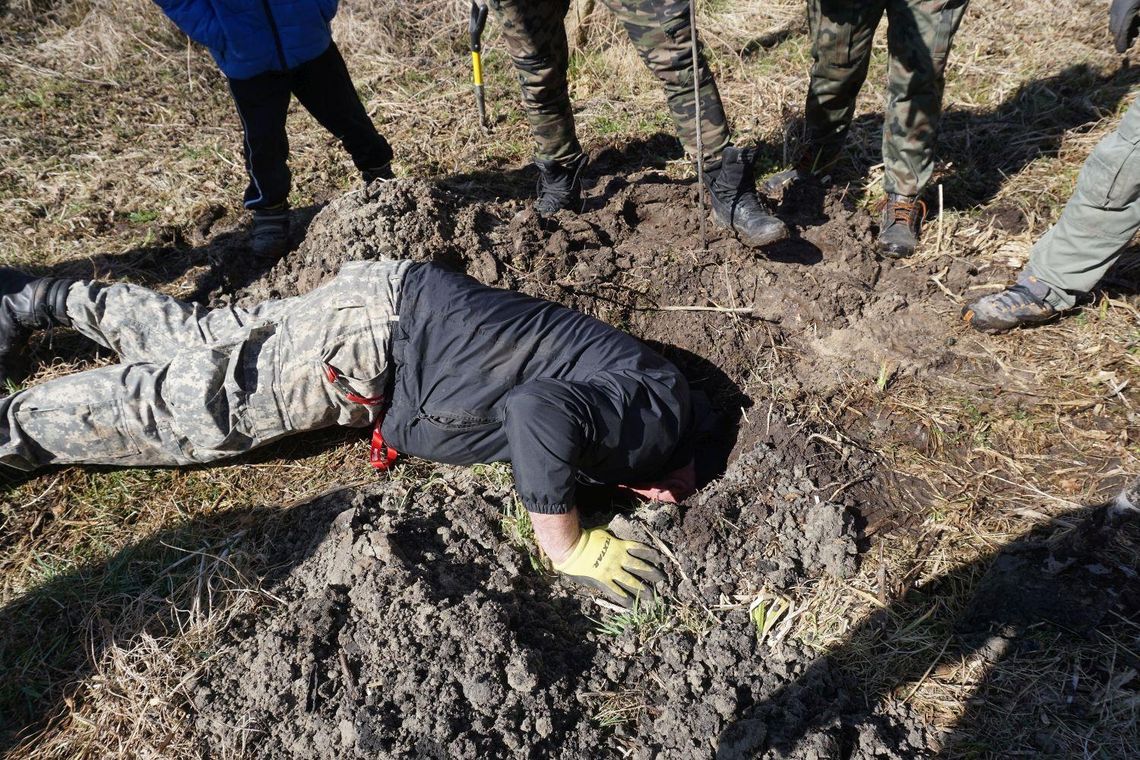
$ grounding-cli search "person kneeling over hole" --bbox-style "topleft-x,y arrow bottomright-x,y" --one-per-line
0,261 -> 696,608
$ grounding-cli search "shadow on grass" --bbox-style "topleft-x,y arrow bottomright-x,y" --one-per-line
0,483 -> 342,754
766,61 -> 1140,219
26,203 -> 328,300
715,486 -> 1140,757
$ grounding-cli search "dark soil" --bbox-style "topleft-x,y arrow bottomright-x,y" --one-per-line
193,421 -> 936,759
191,171 -> 1000,757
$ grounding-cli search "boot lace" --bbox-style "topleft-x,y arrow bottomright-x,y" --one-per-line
888,198 -> 927,227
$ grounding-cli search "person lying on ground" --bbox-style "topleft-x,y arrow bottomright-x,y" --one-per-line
489,0 -> 787,247
763,0 -> 970,259
151,0 -> 394,259
962,1 -> 1140,332
0,261 -> 697,608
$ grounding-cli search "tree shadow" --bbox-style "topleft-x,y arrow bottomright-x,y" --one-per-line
714,489 -> 1140,757
23,203 -> 327,299
0,487 -> 344,754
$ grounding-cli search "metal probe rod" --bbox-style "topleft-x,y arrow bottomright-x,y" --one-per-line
689,0 -> 707,256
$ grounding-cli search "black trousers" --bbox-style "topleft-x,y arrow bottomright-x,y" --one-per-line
227,42 -> 392,210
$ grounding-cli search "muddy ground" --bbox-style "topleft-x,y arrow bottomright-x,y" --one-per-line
181,170 -> 1135,758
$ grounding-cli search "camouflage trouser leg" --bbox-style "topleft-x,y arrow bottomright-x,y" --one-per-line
0,261 -> 409,471
805,0 -> 968,196
489,0 -> 582,165
1026,97 -> 1140,311
601,0 -> 731,166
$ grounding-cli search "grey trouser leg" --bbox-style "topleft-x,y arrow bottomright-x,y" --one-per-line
0,260 -> 409,471
1026,97 -> 1140,310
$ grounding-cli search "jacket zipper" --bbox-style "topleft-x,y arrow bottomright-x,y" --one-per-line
259,0 -> 288,71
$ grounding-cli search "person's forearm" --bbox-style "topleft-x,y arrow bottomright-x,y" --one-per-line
530,507 -> 582,564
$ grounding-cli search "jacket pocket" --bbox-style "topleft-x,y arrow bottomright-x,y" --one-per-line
319,314 -> 390,404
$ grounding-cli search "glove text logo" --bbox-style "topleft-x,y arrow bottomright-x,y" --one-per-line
593,537 -> 612,569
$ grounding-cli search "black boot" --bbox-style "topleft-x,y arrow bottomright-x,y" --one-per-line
704,146 -> 788,247
250,207 -> 291,260
0,268 -> 76,387
361,163 -> 395,185
534,154 -> 587,216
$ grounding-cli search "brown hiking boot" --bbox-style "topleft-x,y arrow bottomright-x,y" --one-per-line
877,193 -> 927,258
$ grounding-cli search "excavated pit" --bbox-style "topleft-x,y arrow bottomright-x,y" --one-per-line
189,170 -> 984,757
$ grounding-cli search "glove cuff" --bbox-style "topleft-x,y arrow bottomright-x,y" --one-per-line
551,529 -> 595,573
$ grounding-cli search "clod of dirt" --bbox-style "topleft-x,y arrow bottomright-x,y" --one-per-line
192,422 -> 933,758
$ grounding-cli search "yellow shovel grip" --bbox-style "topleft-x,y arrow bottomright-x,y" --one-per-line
471,51 -> 484,86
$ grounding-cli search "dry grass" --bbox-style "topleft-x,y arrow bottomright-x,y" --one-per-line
2,0 -> 1139,756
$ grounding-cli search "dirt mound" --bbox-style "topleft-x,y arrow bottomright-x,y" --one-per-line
192,421 -> 934,758
188,170 -> 979,756
231,171 -> 975,412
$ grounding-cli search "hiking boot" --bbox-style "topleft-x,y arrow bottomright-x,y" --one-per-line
250,207 -> 291,260
878,193 -> 926,258
704,146 -> 788,247
534,154 -> 588,216
0,268 -> 75,386
760,146 -> 839,196
361,163 -> 395,185
961,276 -> 1058,332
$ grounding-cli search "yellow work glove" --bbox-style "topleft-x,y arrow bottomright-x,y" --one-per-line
552,528 -> 667,608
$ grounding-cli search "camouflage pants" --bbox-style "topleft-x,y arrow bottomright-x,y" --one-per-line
0,261 -> 409,472
489,0 -> 731,166
1025,96 -> 1140,311
805,0 -> 969,196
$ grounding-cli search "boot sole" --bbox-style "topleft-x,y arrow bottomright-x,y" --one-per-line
961,307 -> 1060,334
878,241 -> 916,259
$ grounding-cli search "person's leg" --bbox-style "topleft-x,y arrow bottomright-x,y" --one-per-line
64,280 -> 295,365
963,97 -> 1140,331
881,0 -> 968,198
804,0 -> 884,161
1025,96 -> 1140,310
2,261 -> 411,471
0,344 -> 286,471
765,0 -> 884,194
290,43 -> 394,177
227,71 -> 293,210
600,0 -> 729,166
490,0 -> 581,165
595,0 -> 784,244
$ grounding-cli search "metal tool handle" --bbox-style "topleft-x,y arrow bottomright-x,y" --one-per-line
470,1 -> 490,129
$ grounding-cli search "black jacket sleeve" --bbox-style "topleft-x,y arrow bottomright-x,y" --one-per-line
502,378 -> 618,515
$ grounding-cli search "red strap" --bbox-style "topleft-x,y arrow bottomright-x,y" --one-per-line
324,363 -> 397,470
370,421 -> 398,471
324,364 -> 385,406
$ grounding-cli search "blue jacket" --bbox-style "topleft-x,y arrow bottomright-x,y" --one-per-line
153,0 -> 337,79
